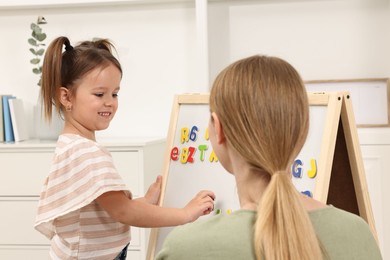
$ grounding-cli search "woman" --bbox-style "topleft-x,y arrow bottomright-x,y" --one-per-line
155,55 -> 382,260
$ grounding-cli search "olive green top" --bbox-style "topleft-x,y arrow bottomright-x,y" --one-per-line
155,206 -> 382,260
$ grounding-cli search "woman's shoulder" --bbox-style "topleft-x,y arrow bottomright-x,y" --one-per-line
309,205 -> 367,223
309,206 -> 382,259
309,205 -> 373,232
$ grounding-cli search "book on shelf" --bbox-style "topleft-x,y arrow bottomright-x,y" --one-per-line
2,95 -> 16,143
8,98 -> 29,142
0,95 -> 4,142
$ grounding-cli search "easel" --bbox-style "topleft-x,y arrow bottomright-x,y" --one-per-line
146,92 -> 377,259
311,92 -> 376,232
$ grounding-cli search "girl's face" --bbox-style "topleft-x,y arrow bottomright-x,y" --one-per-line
67,63 -> 121,139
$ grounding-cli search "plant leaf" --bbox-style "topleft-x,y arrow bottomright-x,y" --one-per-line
32,24 -> 42,35
31,58 -> 40,64
36,33 -> 47,42
30,23 -> 37,30
36,49 -> 45,55
33,68 -> 41,74
29,48 -> 37,55
28,38 -> 38,46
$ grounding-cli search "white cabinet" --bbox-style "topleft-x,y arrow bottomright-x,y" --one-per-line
359,129 -> 390,260
0,138 -> 165,260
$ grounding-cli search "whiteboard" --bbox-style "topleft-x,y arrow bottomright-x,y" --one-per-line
147,92 -> 340,258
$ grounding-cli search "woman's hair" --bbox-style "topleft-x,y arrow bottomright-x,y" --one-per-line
41,36 -> 122,122
209,55 -> 323,260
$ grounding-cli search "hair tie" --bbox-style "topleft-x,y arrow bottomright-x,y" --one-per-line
273,170 -> 288,177
64,39 -> 73,52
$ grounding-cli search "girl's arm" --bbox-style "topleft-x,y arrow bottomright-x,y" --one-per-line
96,176 -> 215,228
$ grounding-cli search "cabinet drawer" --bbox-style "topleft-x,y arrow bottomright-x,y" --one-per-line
0,246 -> 51,259
0,152 -> 52,196
0,200 -> 46,245
0,200 -> 141,247
0,151 -> 141,197
0,246 -> 141,259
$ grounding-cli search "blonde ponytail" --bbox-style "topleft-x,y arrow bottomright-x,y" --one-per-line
255,172 -> 323,260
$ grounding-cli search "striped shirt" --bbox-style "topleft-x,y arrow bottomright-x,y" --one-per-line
35,134 -> 131,259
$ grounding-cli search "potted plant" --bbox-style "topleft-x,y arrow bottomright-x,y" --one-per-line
28,16 -> 63,140
28,16 -> 47,87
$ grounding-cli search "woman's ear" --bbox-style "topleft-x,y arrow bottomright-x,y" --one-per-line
211,112 -> 226,144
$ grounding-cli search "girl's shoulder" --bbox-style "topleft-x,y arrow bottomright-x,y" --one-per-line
55,134 -> 107,155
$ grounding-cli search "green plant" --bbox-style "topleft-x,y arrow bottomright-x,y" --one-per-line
28,16 -> 47,86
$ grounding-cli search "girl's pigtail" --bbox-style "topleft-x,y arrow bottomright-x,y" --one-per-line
41,36 -> 70,122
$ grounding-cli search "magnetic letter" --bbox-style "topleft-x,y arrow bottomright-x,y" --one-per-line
301,190 -> 313,198
205,127 -> 209,141
307,159 -> 317,178
187,146 -> 196,163
180,127 -> 189,144
198,144 -> 208,161
292,159 -> 303,178
209,150 -> 219,162
189,126 -> 198,142
170,147 -> 179,161
180,148 -> 189,164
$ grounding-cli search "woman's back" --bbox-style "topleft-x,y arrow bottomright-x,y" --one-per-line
155,206 -> 382,260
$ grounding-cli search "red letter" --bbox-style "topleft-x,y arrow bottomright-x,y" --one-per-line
170,147 -> 179,161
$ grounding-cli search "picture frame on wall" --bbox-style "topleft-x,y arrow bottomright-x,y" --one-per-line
305,78 -> 390,127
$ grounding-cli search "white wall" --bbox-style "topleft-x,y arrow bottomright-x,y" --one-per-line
0,2 -> 198,139
1,0 -> 389,138
228,0 -> 390,80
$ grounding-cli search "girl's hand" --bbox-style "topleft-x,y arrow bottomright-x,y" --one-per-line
183,190 -> 215,223
144,175 -> 162,205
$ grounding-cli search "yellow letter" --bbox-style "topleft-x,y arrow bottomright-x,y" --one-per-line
180,127 -> 189,144
307,159 -> 317,178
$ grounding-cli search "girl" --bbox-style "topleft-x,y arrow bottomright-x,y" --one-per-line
34,36 -> 215,260
155,55 -> 382,260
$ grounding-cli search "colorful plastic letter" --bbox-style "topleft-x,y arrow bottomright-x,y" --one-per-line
180,148 -> 189,164
187,146 -> 196,163
189,126 -> 198,142
292,159 -> 303,178
180,127 -> 189,144
307,159 -> 317,178
209,150 -> 219,162
198,144 -> 208,161
170,147 -> 179,161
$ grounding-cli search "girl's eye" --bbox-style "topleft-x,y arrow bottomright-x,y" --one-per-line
94,93 -> 104,97
113,93 -> 119,98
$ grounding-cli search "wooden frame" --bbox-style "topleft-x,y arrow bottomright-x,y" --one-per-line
305,78 -> 390,127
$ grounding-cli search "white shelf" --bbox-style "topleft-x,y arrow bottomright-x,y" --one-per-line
0,0 -> 194,9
